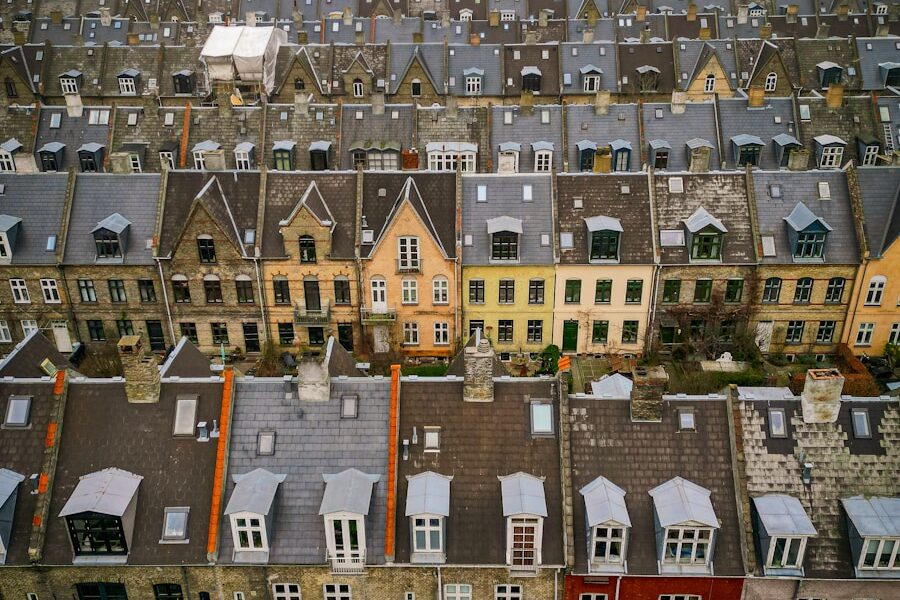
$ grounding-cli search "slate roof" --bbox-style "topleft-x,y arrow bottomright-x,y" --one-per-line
738,396 -> 900,578
796,95 -> 877,165
796,38 -> 862,90
262,172 -> 358,259
503,44 -> 560,95
0,331 -> 72,378
641,102 -> 720,171
569,396 -> 744,575
654,173 -> 755,265
856,37 -> 900,90
31,18 -> 130,45
62,174 -> 161,266
395,378 -> 564,565
158,171 -> 261,258
855,166 -> 900,258
717,95 -> 798,170
556,173 -> 654,264
43,379 -> 223,565
566,18 -> 617,42
109,106 -> 185,173
737,39 -> 800,90
159,337 -> 213,379
492,105 -> 564,172
360,173 -> 457,258
461,174 -> 555,266
618,41 -> 676,93
185,106 -> 264,171
339,104 -> 415,169
676,39 -> 737,91
447,44 -> 503,96
389,44 -> 446,94
264,103 -> 340,171
100,45 -> 161,96
219,377 -> 391,564
34,107 -> 110,172
560,42 -> 618,93
0,378 -> 57,564
0,173 -> 68,265
752,170 -> 859,265
374,17 -> 423,44
469,20 -> 521,45
565,103 -> 640,171
422,20 -> 469,44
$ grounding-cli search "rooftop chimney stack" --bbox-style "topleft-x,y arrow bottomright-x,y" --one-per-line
464,330 -> 495,402
520,89 -> 534,115
525,31 -> 537,45
826,83 -> 844,108
100,7 -> 112,26
538,9 -> 549,27
687,3 -> 697,21
800,368 -> 844,423
636,5 -> 647,21
372,92 -> 385,115
836,4 -> 848,21
594,89 -> 610,115
670,91 -> 687,114
639,26 -> 651,43
342,7 -> 352,25
816,22 -> 830,39
295,91 -> 309,116
469,33 -> 481,45
786,4 -> 798,24
787,148 -> 810,171
748,85 -> 765,107
296,357 -> 331,402
246,11 -> 257,26
489,10 -> 500,26
630,365 -> 668,421
117,335 -> 161,404
689,146 -> 711,172
583,28 -> 595,43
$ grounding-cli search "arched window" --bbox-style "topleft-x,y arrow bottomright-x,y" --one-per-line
794,277 -> 813,303
762,277 -> 782,303
704,73 -> 716,93
411,78 -> 422,97
4,77 -> 17,98
197,234 -> 216,263
865,275 -> 886,306
352,78 -> 364,98
764,72 -> 778,92
203,273 -> 223,304
294,78 -> 305,91
432,276 -> 449,304
172,274 -> 190,303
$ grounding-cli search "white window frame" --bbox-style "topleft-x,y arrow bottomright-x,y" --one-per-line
432,276 -> 449,305
766,536 -> 808,569
161,506 -> 190,542
40,278 -> 60,303
659,596 -> 701,600
0,234 -> 10,260
0,320 -> 11,343
160,151 -> 175,170
851,407 -> 871,438
21,320 -> 38,336
323,584 -> 352,600
855,323 -> 875,346
10,278 -> 30,303
764,72 -> 777,91
403,322 -> 419,345
819,145 -> 844,169
0,150 -> 15,172
129,154 -> 142,173
465,76 -> 481,94
118,76 -> 136,95
583,74 -> 601,92
591,524 -> 626,564
495,584 -> 522,600
230,511 -> 268,551
889,322 -> 900,345
427,151 -> 476,172
235,150 -> 252,171
193,151 -> 206,170
663,526 -> 713,565
352,80 -> 364,98
862,144 -> 880,166
444,585 -> 472,600
859,537 -> 899,570
865,276 -> 886,305
60,77 -> 78,94
535,150 -> 552,172
272,583 -> 301,600
500,10 -> 515,21
506,516 -> 543,568
411,514 -> 444,552
434,322 -> 449,345
704,73 -> 716,93
768,408 -> 787,437
398,237 -> 420,270
401,279 -> 418,305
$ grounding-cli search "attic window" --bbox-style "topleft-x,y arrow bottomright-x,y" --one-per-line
362,229 -> 374,244
768,408 -> 787,438
477,185 -> 487,202
164,113 -> 175,126
659,229 -> 684,247
257,431 -> 276,455
4,395 -> 31,427
49,113 -> 61,128
161,507 -> 189,542
531,401 -> 553,435
341,395 -> 358,419
799,105 -> 810,121
655,108 -> 663,119
173,395 -> 198,436
560,232 -> 574,248
678,409 -> 696,431
768,184 -> 781,198
424,426 -> 440,452
851,408 -> 871,438
522,185 -> 533,201
46,235 -> 57,252
761,235 -> 776,257
621,184 -> 630,194
244,229 -> 256,244
668,177 -> 684,193
817,182 -> 830,199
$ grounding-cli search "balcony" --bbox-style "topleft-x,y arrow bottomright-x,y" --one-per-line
294,300 -> 330,325
396,258 -> 421,274
361,306 -> 396,323
509,561 -> 539,577
328,549 -> 366,575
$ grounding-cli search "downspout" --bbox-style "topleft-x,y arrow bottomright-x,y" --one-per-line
437,566 -> 443,600
554,567 -> 558,600
614,575 -> 621,600
157,258 -> 176,343
254,257 -> 268,343
645,168 -> 661,350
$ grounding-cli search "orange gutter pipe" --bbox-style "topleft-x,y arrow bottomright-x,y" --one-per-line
206,366 -> 234,557
179,102 -> 191,168
384,363 -> 401,561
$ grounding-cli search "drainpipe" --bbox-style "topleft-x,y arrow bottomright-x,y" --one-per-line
254,257 -> 269,343
614,575 -> 621,600
553,567 -> 559,600
156,258 -> 176,343
437,566 -> 442,600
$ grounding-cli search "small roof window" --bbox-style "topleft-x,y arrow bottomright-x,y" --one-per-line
4,395 -> 31,427
424,426 -> 440,452
341,395 -> 358,419
173,395 -> 198,436
678,408 -> 695,431
257,431 -> 276,455
768,408 -> 787,437
161,507 -> 189,542
851,408 -> 871,439
531,401 -> 553,435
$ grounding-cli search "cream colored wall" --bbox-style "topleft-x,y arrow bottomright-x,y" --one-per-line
845,243 -> 900,355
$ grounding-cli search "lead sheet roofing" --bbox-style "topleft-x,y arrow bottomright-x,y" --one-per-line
581,476 -> 631,527
58,468 -> 143,517
753,494 -> 817,536
405,471 -> 452,517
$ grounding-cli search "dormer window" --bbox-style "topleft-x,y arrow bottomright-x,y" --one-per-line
704,73 -> 716,93
581,65 -> 602,92
817,61 -> 842,88
0,469 -> 24,564
499,473 -> 546,572
521,67 -> 541,92
464,68 -> 483,95
858,137 -> 881,167
576,140 -> 597,172
77,142 -> 105,173
650,477 -> 719,574
351,78 -> 364,98
192,140 -> 220,170
753,495 -> 816,576
731,135 -> 763,167
406,472 -> 452,564
427,142 -> 477,172
92,213 -> 130,261
0,139 -> 22,172
59,468 -> 142,562
411,78 -> 422,97
37,142 -> 65,172
532,142 -> 553,172
611,140 -> 631,171
117,69 -> 139,95
879,62 -> 900,88
459,8 -> 473,20
764,72 -> 777,92
488,217 -> 522,261
814,135 -> 846,169
310,141 -> 331,171
650,140 -> 671,169
320,469 -> 380,574
684,208 -> 726,262
273,141 -> 296,171
498,142 -> 520,173
773,134 -> 802,168
234,142 -> 255,171
580,476 -> 630,574
225,468 -> 286,562
299,235 -> 317,263
785,202 -> 831,261
636,65 -> 660,92
585,216 -> 622,262
173,70 -> 195,94
841,496 -> 900,577
59,70 -> 81,94
0,215 -> 21,262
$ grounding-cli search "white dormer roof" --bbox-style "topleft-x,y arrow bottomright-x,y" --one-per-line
521,66 -> 542,76
584,215 -> 623,233
192,140 -> 220,153
753,494 -> 816,536
842,496 -> 900,537
784,202 -> 832,232
499,472 -> 547,517
580,476 -> 631,527
319,468 -> 380,516
225,468 -> 286,516
684,207 -> 727,233
813,134 -> 846,147
59,468 -> 143,517
92,212 -> 131,234
499,142 -> 522,153
0,469 -> 24,507
487,215 -> 523,234
649,476 -> 718,528
405,471 -> 452,517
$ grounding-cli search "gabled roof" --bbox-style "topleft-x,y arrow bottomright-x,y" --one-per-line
342,50 -> 375,76
405,472 -> 452,517
0,47 -> 35,95
856,167 -> 900,258
0,469 -> 24,507
91,213 -> 131,235
225,468 -> 286,516
0,214 -> 22,232
159,336 -> 212,379
684,206 -> 727,233
784,202 -> 832,232
731,134 -> 764,146
753,494 -> 817,536
813,134 -> 847,147
749,40 -> 788,86
279,180 -> 336,228
0,331 -> 72,378
590,373 -> 633,398
581,476 -> 631,527
58,468 -> 143,517
649,476 -> 718,528
170,175 -> 247,258
584,215 -> 623,232
368,177 -> 449,258
842,496 -> 900,537
319,468 -> 381,515
391,45 -> 442,95
688,42 -> 734,91
499,472 -> 548,517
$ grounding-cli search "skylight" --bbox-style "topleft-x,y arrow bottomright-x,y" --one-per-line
4,396 -> 31,427
173,395 -> 198,436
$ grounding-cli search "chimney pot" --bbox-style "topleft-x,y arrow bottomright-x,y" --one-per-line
117,335 -> 161,403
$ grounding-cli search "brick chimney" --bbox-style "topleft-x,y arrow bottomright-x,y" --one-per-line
525,30 -> 537,45
816,22 -> 830,39
445,94 -> 458,118
826,83 -> 844,108
117,335 -> 161,404
687,3 -> 697,21
759,23 -> 772,39
441,10 -> 450,28
800,368 -> 844,423
520,90 -> 534,115
748,85 -> 765,107
464,330 -> 494,402
109,152 -> 134,174
594,147 -> 612,172
342,7 -> 352,25
412,31 -> 423,43
489,10 -> 500,26
639,26 -> 651,43
630,365 -> 668,421
699,27 -> 711,39
127,32 -> 141,46
372,92 -> 385,115
100,7 -> 112,26
836,4 -> 848,21
469,33 -> 481,45
787,148 -> 810,171
636,5 -> 647,21
538,9 -> 549,27
670,91 -> 687,114
785,4 -> 798,24
246,11 -> 257,26
203,149 -> 227,170
594,89 -> 610,115
50,10 -> 63,24
583,28 -> 595,43
295,91 -> 309,116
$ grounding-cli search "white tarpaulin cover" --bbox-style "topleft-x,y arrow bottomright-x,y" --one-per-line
201,26 -> 287,94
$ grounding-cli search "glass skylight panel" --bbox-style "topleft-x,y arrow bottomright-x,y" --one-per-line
531,402 -> 553,434
4,395 -> 31,427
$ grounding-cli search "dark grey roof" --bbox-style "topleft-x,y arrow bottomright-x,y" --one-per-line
676,39 -> 737,91
339,104 -> 415,169
856,37 -> 900,90
717,95 -> 798,170
566,18 -> 617,42
448,45 -> 503,96
159,337 -> 213,378
34,107 -> 110,172
565,103 -> 641,171
491,105 -> 564,173
31,18 -> 130,45
0,173 -> 68,265
560,42 -> 618,93
752,170 -> 859,265
373,17 -> 423,44
423,20 -> 469,44
642,102 -> 720,171
389,44 -> 445,94
62,174 -> 161,266
0,331 -> 72,378
461,174 -> 555,266
220,378 -> 391,564
856,166 -> 900,258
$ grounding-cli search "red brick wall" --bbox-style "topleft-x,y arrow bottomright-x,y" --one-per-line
566,575 -> 744,600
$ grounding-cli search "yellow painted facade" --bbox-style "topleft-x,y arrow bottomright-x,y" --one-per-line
844,241 -> 900,355
461,265 -> 556,352
684,52 -> 734,100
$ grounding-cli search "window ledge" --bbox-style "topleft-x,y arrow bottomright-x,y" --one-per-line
791,258 -> 825,264
159,538 -> 190,545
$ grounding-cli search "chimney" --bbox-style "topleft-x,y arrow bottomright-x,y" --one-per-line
445,94 -> 458,118
639,26 -> 651,44
489,10 -> 500,26
203,149 -> 227,170
787,148 -> 810,171
463,331 -> 495,402
689,146 -> 711,172
441,10 -> 450,28
836,4 -> 848,21
355,30 -> 364,44
293,10 -> 303,29
699,27 -> 711,39
342,7 -> 352,25
593,147 -> 612,172
296,356 -> 331,402
816,22 -> 830,39
630,365 -> 668,421
582,28 -> 595,43
294,92 -> 309,116
587,10 -> 598,26
785,4 -> 798,24
109,152 -> 134,174
636,5 -> 647,21
50,10 -> 63,24
826,83 -> 844,108
737,4 -> 748,24
876,24 -> 889,37
149,14 -> 160,29
893,150 -> 900,166
13,30 -> 27,46
100,7 -> 111,26
117,335 -> 161,403
594,89 -> 611,115
412,31 -> 423,43
127,32 -> 141,46
538,9 -> 549,27
670,91 -> 687,114
687,3 -> 697,21
246,11 -> 257,26
401,148 -> 419,169
372,92 -> 385,115
800,368 -> 844,423
469,33 -> 481,45
759,23 -> 772,38
298,30 -> 309,44
748,85 -> 765,107
65,92 -> 84,117
217,90 -> 232,117
520,90 -> 534,115
393,10 -> 402,25
525,30 -> 537,45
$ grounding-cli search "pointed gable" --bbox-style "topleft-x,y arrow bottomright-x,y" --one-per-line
748,40 -> 795,93
689,43 -> 733,92
368,177 -> 449,259
275,47 -> 325,99
391,45 -> 442,95
279,180 -> 337,229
